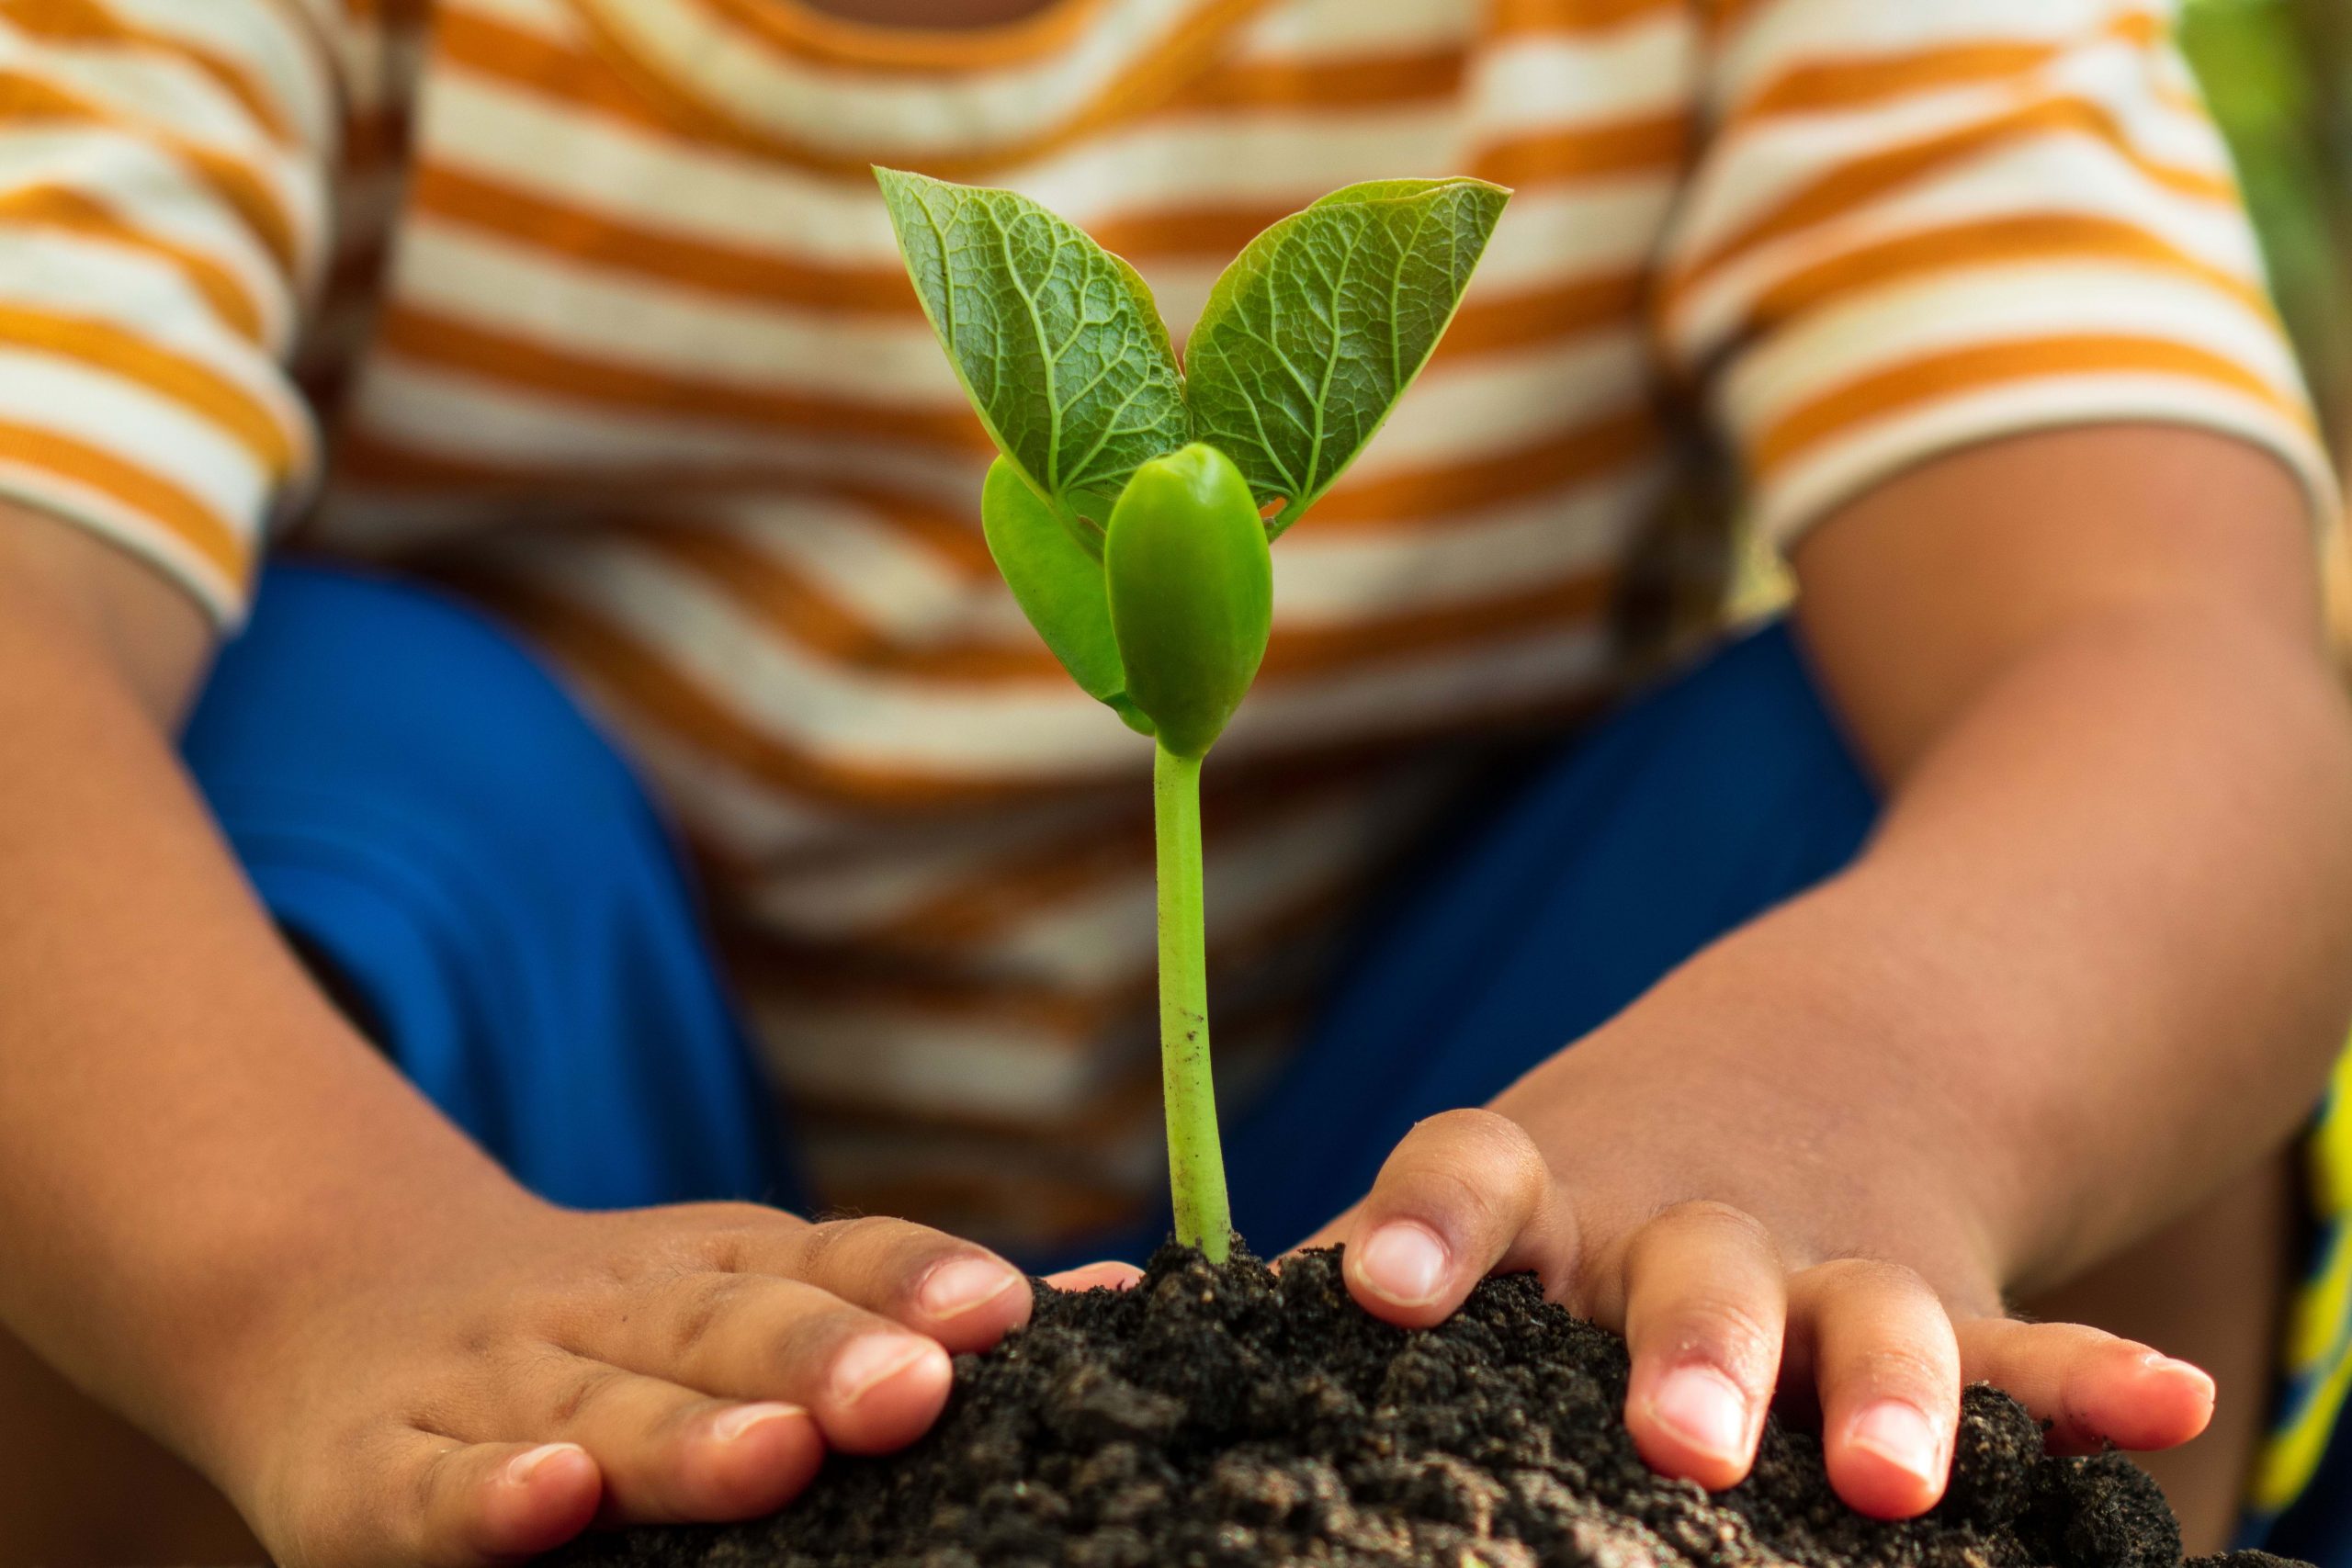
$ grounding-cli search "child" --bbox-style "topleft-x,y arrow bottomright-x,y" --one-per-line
1,0 -> 2348,1562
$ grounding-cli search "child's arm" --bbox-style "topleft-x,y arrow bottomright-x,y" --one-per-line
0,9 -> 1093,1555
0,504 -> 1058,1562
1320,423 -> 2352,1515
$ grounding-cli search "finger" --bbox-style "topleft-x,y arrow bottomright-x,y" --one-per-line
583,1270 -> 953,1454
728,1215 -> 1031,1353
334,1434 -> 600,1568
1957,1317 -> 2215,1454
1791,1259 -> 1963,1519
1617,1201 -> 1787,1491
1341,1109 -> 1573,1328
505,1353 -> 824,1524
1291,1201 -> 1363,1257
1045,1261 -> 1145,1292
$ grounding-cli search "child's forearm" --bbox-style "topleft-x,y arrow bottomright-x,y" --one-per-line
1776,423 -> 2352,1285
0,511 -> 529,1470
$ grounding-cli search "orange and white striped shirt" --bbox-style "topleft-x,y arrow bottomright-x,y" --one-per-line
0,0 -> 2330,1246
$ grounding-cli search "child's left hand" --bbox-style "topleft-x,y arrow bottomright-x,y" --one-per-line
1296,425 -> 2352,1523
1305,1055 -> 2217,1520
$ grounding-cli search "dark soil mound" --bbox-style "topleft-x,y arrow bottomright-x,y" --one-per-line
552,1245 -> 2299,1568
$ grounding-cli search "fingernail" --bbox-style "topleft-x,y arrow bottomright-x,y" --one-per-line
506,1442 -> 584,1486
1045,1261 -> 1145,1293
1354,1222 -> 1450,1306
832,1337 -> 933,1404
1849,1401 -> 1942,1484
712,1401 -> 808,1442
1650,1365 -> 1750,1462
2142,1353 -> 2217,1394
919,1257 -> 1021,1320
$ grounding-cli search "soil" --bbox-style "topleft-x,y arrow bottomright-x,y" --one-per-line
550,1245 -> 2306,1568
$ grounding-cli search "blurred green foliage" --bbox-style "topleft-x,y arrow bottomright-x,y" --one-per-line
1710,3 -> 2352,634
2181,0 -> 2352,432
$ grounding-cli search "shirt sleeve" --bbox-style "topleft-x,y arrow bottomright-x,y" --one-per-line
1654,0 -> 2339,552
0,0 -> 341,625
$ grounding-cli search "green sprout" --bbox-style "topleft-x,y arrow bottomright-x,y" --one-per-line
878,167 -> 1509,1259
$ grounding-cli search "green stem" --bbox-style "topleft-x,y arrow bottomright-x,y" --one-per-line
1153,739 -> 1232,1260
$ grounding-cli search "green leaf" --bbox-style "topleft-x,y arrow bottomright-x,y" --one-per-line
1182,176 -> 1509,537
1105,445 -> 1272,758
1310,178 -> 1464,206
876,166 -> 1190,535
981,457 -> 1123,695
982,459 -> 1155,736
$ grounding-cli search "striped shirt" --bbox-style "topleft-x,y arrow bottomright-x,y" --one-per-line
0,0 -> 2332,1252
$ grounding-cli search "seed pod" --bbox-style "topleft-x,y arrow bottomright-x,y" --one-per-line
1104,444 -> 1272,758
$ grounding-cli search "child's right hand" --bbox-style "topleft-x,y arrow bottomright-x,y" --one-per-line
208,1198 -> 1133,1568
0,510 -> 1153,1567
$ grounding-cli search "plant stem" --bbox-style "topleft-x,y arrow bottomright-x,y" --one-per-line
1153,739 -> 1232,1260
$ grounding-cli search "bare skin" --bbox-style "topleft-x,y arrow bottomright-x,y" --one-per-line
0,508 -> 1137,1562
0,423 -> 2343,1564
0,1174 -> 2279,1563
2019,1151 -> 2298,1551
0,1328 -> 266,1566
1312,425 -> 2351,1525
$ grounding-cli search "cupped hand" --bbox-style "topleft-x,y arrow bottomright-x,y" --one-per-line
1303,1107 -> 2216,1520
215,1198 -> 1137,1568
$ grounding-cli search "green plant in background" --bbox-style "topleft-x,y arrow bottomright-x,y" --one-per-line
2182,0 -> 2352,647
2181,0 -> 2352,433
878,168 -> 1508,1258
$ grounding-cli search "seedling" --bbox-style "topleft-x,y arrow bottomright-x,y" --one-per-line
879,168 -> 1508,1259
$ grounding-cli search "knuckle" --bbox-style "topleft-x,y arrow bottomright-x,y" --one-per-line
1416,1105 -> 1510,1138
1849,1342 -> 1956,1398
1426,1106 -> 1542,1164
1631,1201 -> 1781,1283
755,1299 -> 875,1382
1658,1199 -> 1773,1253
1394,1109 -> 1547,1206
582,1247 -> 651,1293
528,1269 -> 655,1349
1661,1295 -> 1781,1369
687,1203 -> 802,1270
360,1439 -> 474,1568
665,1271 -> 759,1361
797,1213 -> 902,1274
546,1360 -> 630,1427
1804,1255 -> 1929,1302
406,1440 -> 466,1525
1398,1162 -> 1517,1241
